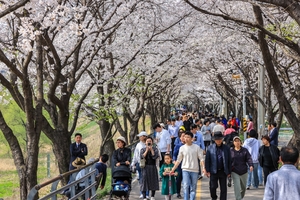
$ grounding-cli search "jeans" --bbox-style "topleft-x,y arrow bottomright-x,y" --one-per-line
258,165 -> 263,184
182,171 -> 198,200
247,163 -> 259,188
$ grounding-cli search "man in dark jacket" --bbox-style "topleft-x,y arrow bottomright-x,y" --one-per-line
269,122 -> 278,147
204,131 -> 231,200
69,133 -> 88,170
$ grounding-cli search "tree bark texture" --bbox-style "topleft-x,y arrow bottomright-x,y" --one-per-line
253,5 -> 300,149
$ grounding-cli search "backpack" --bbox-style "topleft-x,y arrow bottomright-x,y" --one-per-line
225,132 -> 239,147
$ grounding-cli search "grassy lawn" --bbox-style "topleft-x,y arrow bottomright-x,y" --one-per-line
96,168 -> 112,199
0,170 -> 19,198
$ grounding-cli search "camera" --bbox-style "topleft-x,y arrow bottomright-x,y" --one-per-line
228,176 -> 232,187
147,143 -> 151,146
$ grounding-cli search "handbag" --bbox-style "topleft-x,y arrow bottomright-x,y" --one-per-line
140,157 -> 146,168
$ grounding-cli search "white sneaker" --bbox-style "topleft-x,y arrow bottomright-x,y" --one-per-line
143,199 -> 147,200
151,197 -> 155,200
146,196 -> 150,199
139,194 -> 143,198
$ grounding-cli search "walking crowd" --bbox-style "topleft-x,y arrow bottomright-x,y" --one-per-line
65,111 -> 300,200
129,111 -> 300,200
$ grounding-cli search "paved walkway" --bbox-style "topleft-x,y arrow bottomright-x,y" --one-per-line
125,175 -> 265,200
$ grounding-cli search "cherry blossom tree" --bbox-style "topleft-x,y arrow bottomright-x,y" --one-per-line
183,0 -> 300,149
0,0 -> 154,198
82,0 -> 195,152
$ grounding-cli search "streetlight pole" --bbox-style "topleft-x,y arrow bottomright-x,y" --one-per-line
242,78 -> 246,118
242,77 -> 247,140
258,65 -> 265,137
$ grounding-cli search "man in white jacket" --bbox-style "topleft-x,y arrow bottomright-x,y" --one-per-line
131,131 -> 149,198
153,123 -> 171,167
243,129 -> 260,189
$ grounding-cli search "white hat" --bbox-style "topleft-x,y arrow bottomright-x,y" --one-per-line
117,136 -> 127,145
137,131 -> 147,137
160,123 -> 165,128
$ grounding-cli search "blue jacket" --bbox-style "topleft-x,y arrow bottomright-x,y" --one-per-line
269,128 -> 278,147
173,141 -> 184,170
205,143 -> 231,175
264,165 -> 300,200
193,131 -> 205,150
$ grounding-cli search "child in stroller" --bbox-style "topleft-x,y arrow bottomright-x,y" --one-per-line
109,136 -> 132,199
109,165 -> 132,200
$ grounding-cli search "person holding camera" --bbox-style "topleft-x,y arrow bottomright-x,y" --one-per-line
69,133 -> 88,170
140,136 -> 159,200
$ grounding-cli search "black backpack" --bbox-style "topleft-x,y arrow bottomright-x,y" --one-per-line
224,132 -> 239,147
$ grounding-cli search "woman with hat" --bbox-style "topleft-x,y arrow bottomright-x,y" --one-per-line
230,136 -> 253,200
112,136 -> 131,168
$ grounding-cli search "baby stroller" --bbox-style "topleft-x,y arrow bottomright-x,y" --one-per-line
109,165 -> 132,200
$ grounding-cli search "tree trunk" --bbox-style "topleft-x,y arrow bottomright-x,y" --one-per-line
0,111 -> 28,199
254,5 -> 300,150
123,113 -> 128,136
142,111 -> 146,131
25,129 -> 40,200
129,121 -> 139,143
252,100 -> 258,131
51,131 -> 71,185
277,106 -> 284,132
99,119 -> 115,158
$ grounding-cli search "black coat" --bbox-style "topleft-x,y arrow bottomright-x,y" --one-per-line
69,142 -> 88,170
112,147 -> 131,167
230,147 -> 253,175
258,144 -> 279,169
205,143 -> 232,175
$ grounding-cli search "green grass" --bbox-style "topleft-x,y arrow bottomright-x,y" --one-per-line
96,168 -> 112,199
0,182 -> 18,197
0,170 -> 19,198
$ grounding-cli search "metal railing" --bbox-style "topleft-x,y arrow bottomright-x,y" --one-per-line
27,161 -> 100,200
27,133 -> 154,200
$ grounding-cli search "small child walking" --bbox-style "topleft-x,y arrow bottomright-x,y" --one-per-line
159,154 -> 177,200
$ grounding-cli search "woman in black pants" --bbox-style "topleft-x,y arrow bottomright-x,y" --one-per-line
258,135 -> 280,185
